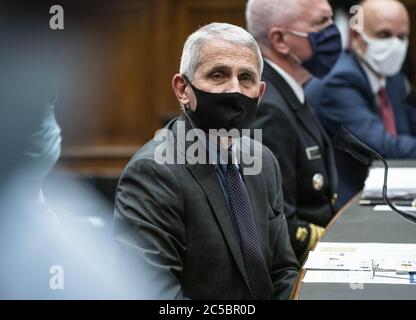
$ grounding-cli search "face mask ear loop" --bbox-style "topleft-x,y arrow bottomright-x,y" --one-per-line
354,31 -> 383,77
287,29 -> 309,38
353,31 -> 367,59
181,74 -> 192,110
289,52 -> 303,64
357,30 -> 371,45
281,30 -> 305,64
182,74 -> 192,87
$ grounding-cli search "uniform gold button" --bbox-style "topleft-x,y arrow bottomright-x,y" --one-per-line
312,173 -> 324,191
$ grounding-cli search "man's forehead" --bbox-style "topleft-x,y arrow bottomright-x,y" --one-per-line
290,0 -> 332,27
199,41 -> 255,57
365,4 -> 409,32
364,1 -> 408,22
197,41 -> 259,69
301,0 -> 332,16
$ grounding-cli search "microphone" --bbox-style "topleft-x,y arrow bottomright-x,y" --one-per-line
332,126 -> 416,224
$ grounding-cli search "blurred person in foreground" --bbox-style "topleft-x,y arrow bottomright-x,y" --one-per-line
114,22 -> 299,300
0,97 -> 141,299
0,3 -> 144,299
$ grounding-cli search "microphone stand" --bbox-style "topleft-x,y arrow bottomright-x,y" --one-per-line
333,126 -> 416,224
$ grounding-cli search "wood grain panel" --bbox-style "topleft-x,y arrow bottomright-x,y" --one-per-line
55,0 -> 416,177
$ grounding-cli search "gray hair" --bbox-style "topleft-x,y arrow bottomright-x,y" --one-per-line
179,22 -> 263,81
246,0 -> 302,42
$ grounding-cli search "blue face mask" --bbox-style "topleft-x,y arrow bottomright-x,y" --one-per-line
289,24 -> 342,78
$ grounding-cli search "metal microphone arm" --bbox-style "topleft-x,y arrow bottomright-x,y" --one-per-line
376,155 -> 416,224
333,126 -> 416,224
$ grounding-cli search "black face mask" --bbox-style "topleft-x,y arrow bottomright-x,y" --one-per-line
183,76 -> 259,134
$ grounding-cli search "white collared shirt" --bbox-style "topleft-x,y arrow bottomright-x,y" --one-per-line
183,111 -> 239,168
206,137 -> 239,167
265,58 -> 305,104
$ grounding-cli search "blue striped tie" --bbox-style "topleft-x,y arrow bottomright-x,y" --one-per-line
224,149 -> 273,299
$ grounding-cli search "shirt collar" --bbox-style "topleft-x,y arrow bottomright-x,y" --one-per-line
183,111 -> 239,168
265,58 -> 305,104
207,138 -> 239,168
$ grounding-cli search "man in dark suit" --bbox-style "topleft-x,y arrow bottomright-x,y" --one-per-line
305,0 -> 416,207
246,0 -> 341,261
113,22 -> 299,300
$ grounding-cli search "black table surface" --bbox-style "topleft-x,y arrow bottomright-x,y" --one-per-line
296,160 -> 416,300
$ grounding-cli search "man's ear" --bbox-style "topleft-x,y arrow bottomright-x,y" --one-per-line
172,74 -> 190,107
268,27 -> 290,55
258,81 -> 266,101
350,29 -> 360,40
350,29 -> 366,53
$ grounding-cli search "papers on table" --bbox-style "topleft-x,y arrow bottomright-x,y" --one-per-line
362,167 -> 416,200
304,251 -> 373,271
303,270 -> 415,285
374,205 -> 416,212
302,242 -> 416,285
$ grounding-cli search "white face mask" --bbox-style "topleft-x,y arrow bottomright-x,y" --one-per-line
358,31 -> 408,77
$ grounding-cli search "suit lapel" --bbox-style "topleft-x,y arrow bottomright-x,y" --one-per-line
264,62 -> 338,194
312,116 -> 338,193
186,164 -> 251,288
349,51 -> 380,114
386,77 -> 409,134
296,105 -> 325,150
171,115 -> 250,288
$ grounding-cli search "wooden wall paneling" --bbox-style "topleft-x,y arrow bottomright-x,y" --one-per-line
56,0 -> 416,178
151,0 -> 184,125
104,1 -> 157,145
58,2 -> 157,174
182,0 -> 246,30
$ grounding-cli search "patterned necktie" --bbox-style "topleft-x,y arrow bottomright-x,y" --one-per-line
378,87 -> 397,136
224,149 -> 273,299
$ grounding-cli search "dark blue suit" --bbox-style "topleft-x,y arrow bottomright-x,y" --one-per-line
305,50 -> 416,207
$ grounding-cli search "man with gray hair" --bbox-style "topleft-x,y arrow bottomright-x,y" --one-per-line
246,0 -> 341,261
114,22 -> 298,299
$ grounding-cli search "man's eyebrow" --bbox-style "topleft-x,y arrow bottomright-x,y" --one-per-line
313,15 -> 331,25
203,64 -> 258,78
204,64 -> 231,74
375,29 -> 392,34
313,9 -> 333,24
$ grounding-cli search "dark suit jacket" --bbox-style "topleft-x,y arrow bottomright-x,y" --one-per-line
251,61 -> 338,260
305,50 -> 416,207
114,115 -> 299,300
